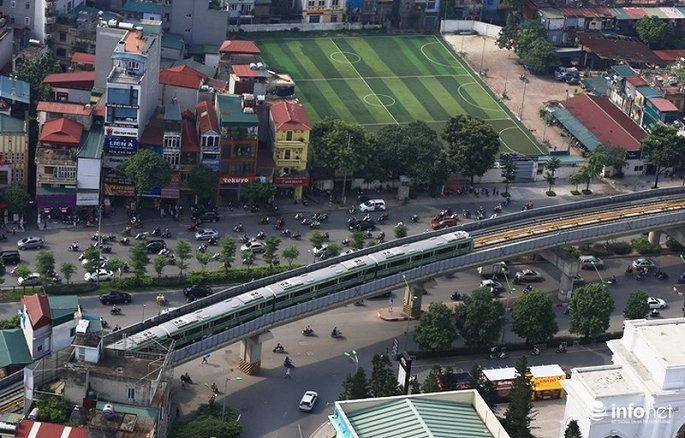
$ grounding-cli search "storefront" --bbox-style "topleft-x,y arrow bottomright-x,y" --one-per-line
36,187 -> 77,224
530,364 -> 566,400
219,175 -> 255,204
274,174 -> 310,200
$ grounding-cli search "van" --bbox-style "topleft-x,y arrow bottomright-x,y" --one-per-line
359,199 -> 386,212
0,250 -> 20,265
579,255 -> 604,270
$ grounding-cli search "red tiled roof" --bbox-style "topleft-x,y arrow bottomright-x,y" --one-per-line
232,64 -> 263,78
649,97 -> 679,112
182,116 -> 200,153
196,101 -> 219,135
36,101 -> 93,117
626,76 -> 648,87
39,118 -> 84,145
205,78 -> 228,90
139,118 -> 164,146
71,52 -> 96,65
652,49 -> 685,62
270,100 -> 311,131
20,295 -> 51,330
564,94 -> 645,151
16,420 -> 88,438
181,109 -> 195,121
623,7 -> 647,19
559,7 -> 615,17
577,34 -> 664,65
42,71 -> 95,89
159,65 -> 206,89
219,40 -> 261,55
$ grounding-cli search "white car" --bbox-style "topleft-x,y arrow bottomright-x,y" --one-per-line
240,240 -> 265,253
84,269 -> 114,282
632,258 -> 656,271
480,279 -> 506,293
17,273 -> 41,286
359,199 -> 386,212
195,228 -> 219,241
299,390 -> 318,412
80,255 -> 108,267
648,297 -> 667,309
313,244 -> 329,257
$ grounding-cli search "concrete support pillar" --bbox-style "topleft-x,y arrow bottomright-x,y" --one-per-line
238,331 -> 273,375
540,248 -> 581,302
648,231 -> 662,246
403,284 -> 423,318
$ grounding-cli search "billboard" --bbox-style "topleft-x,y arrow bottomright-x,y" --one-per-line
105,136 -> 139,155
219,176 -> 255,184
274,176 -> 310,187
105,126 -> 138,137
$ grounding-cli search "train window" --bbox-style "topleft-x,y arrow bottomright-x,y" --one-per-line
275,295 -> 289,303
390,259 -> 408,267
214,313 -> 236,327
319,280 -> 337,289
363,269 -> 375,276
458,242 -> 471,249
238,305 -> 258,317
436,247 -> 453,255
421,253 -> 432,260
293,287 -> 313,297
341,274 -> 358,282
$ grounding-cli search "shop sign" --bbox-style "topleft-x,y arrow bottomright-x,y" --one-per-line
220,176 -> 255,184
105,136 -> 139,155
274,176 -> 309,187
76,192 -> 100,206
103,155 -> 130,168
103,183 -> 135,197
105,126 -> 138,137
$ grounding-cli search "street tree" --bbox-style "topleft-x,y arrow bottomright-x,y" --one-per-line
564,419 -> 582,438
544,157 -> 561,194
310,119 -> 373,194
324,242 -> 342,258
370,353 -> 402,397
640,124 -> 685,188
16,53 -> 62,103
218,235 -> 236,273
195,251 -> 211,271
394,223 -> 408,239
120,149 -> 171,202
339,368 -> 371,400
624,290 -> 650,320
637,15 -> 672,49
0,315 -> 19,329
309,231 -> 325,250
14,265 -> 30,284
263,236 -> 281,268
104,257 -> 125,278
497,11 -> 522,51
172,403 -> 242,438
568,172 -> 584,193
246,181 -> 276,203
152,255 -> 167,278
82,247 -> 101,274
282,245 -> 300,268
414,302 -> 458,352
520,38 -> 559,73
466,362 -> 497,409
175,240 -> 192,276
442,115 -> 500,186
421,364 -> 444,393
351,231 -> 365,250
188,165 -> 218,202
569,283 -> 614,339
503,356 -> 534,438
500,155 -> 517,196
597,145 -> 627,176
35,251 -> 55,284
511,290 -> 558,344
129,241 -> 149,280
35,396 -> 70,424
544,170 -> 557,195
242,250 -> 255,272
454,289 -> 506,349
1,185 -> 31,216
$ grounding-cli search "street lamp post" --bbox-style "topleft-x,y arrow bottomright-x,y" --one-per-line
341,134 -> 352,206
591,261 -> 605,284
344,350 -> 358,371
479,36 -> 486,75
222,375 -> 243,421
402,274 -> 416,349
518,79 -> 528,119
141,304 -> 146,322
96,205 -> 103,246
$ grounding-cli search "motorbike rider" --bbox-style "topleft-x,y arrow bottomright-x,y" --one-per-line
111,304 -> 120,314
275,342 -> 284,351
332,327 -> 339,337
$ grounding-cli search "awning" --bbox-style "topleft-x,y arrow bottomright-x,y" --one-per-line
552,107 -> 603,151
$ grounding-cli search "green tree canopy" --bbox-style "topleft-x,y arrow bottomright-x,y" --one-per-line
624,290 -> 650,320
282,245 -> 299,267
520,38 -> 559,73
310,118 -> 373,179
36,396 -> 70,424
414,302 -> 458,351
152,254 -> 167,278
500,155 -> 517,195
370,353 -> 402,397
188,165 -> 218,202
16,53 -> 62,104
175,240 -> 192,275
466,362 -> 497,409
497,11 -> 522,51
263,236 -> 281,268
0,314 -> 20,330
1,185 -> 31,215
454,289 -> 505,349
442,115 -> 500,185
569,283 -> 614,339
564,419 -> 582,438
245,181 -> 276,203
219,235 -> 236,272
503,356 -> 534,438
421,364 -> 444,393
120,149 -> 171,198
511,290 -> 558,344
82,247 -> 101,274
171,403 -> 242,438
637,15 -> 672,49
339,367 -> 371,400
35,250 -> 55,284
129,240 -> 149,279
640,124 -> 685,188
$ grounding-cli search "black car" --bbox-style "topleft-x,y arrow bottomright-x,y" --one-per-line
350,220 -> 376,231
192,210 -> 220,223
0,250 -> 20,265
146,239 -> 167,253
99,291 -> 132,305
184,285 -> 213,301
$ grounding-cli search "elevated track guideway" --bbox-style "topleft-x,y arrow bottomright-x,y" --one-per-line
103,189 -> 685,365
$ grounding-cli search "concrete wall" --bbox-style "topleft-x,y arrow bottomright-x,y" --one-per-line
51,319 -> 76,354
95,26 -> 127,90
440,20 -> 502,37
169,1 -> 228,46
237,22 -> 380,32
162,85 -> 197,110
63,371 -> 155,406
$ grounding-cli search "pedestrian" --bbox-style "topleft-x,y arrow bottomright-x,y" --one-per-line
11,227 -> 15,235
285,367 -> 291,379
43,222 -> 47,230
201,353 -> 209,364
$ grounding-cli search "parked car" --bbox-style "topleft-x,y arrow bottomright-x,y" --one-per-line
359,199 -> 386,212
183,285 -> 213,301
313,244 -> 329,257
85,269 -> 114,282
195,229 -> 219,241
192,210 -> 220,223
99,291 -> 131,305
299,391 -> 318,412
480,279 -> 506,294
648,297 -> 667,309
579,255 -> 604,270
572,274 -> 585,286
350,220 -> 376,231
431,216 -> 459,230
0,250 -> 20,265
81,255 -> 108,267
17,273 -> 41,286
17,237 -> 44,250
514,269 -> 543,283
240,240 -> 265,253
146,239 -> 167,253
632,258 -> 656,271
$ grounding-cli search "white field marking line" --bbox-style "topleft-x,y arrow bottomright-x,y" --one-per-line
497,127 -> 521,153
435,35 -> 545,154
262,34 -> 439,42
297,74 -> 471,82
329,38 -> 399,125
456,82 -> 505,112
420,42 -> 468,70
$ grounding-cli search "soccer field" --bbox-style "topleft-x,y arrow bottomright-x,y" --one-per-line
258,34 -> 544,156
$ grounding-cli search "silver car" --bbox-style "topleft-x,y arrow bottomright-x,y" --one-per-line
17,237 -> 44,250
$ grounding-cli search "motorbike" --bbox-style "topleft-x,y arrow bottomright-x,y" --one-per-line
187,223 -> 199,232
353,300 -> 364,306
462,209 -> 471,219
635,271 -> 646,281
283,357 -> 294,369
100,245 -> 112,254
156,294 -> 168,306
410,214 -> 419,223
655,270 -> 669,280
313,213 -> 328,222
110,307 -> 122,315
532,346 -> 541,356
151,227 -> 161,237
450,291 -> 462,301
331,329 -> 343,339
301,218 -> 312,226
291,232 -> 301,240
211,382 -> 219,394
119,237 -> 130,246
233,224 -> 244,233
198,243 -> 207,253
256,231 -> 266,240
260,216 -> 270,225
121,227 -> 132,236
208,237 -> 218,246
489,346 -> 509,359
342,237 -> 351,246
302,328 -> 314,336
524,284 -> 533,292
678,273 -> 685,284
161,229 -> 172,238
273,344 -> 286,354
294,212 -> 304,220
650,309 -> 661,318
240,235 -> 251,244
377,212 -> 388,224
281,229 -> 291,238
606,275 -> 617,284
377,232 -> 385,243
135,232 -> 148,240
556,342 -> 568,353
180,373 -> 193,385
123,264 -> 130,273
68,242 -> 80,252
347,207 -> 356,215
310,221 -> 321,229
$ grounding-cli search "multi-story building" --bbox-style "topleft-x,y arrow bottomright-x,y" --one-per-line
300,0 -> 345,23
0,0 -> 87,45
269,100 -> 310,200
218,39 -> 261,82
168,0 -> 229,46
216,94 -> 259,202
53,5 -> 105,65
75,126 -> 104,211
159,64 -> 207,109
227,0 -> 256,25
42,71 -> 94,104
19,294 -> 80,361
180,109 -> 200,204
196,100 -> 221,175
0,113 -> 29,191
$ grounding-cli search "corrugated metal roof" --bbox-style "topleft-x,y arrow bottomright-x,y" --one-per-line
539,8 -> 564,19
611,64 -> 638,78
611,8 -> 629,19
644,7 -> 668,18
622,7 -> 647,19
552,107 -> 603,151
637,86 -> 662,98
657,7 -> 684,19
583,76 -> 609,95
0,329 -> 31,368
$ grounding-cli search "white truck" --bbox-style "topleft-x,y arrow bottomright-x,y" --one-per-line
477,262 -> 508,279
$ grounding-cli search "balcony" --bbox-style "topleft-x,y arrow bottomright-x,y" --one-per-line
36,147 -> 77,166
45,1 -> 56,16
37,172 -> 76,185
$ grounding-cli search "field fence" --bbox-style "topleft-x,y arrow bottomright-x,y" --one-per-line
441,20 -> 502,38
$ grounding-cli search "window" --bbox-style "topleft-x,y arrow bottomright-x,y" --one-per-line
0,171 -> 8,185
164,136 -> 180,149
234,144 -> 253,157
163,152 -> 179,167
184,28 -> 191,33
106,107 -> 138,124
284,150 -> 291,160
309,15 -> 320,23
307,0 -> 314,6
127,388 -> 135,399
54,166 -> 76,179
229,3 -> 237,9
37,345 -> 43,352
126,60 -> 139,71
24,17 -> 29,25
202,152 -> 219,161
285,131 -> 293,141
332,0 -> 338,4
634,165 -> 644,172
107,87 -> 139,106
24,1 -> 28,9
55,91 -> 68,101
230,162 -> 254,175
319,0 -> 325,5
70,327 -> 76,336
331,14 -> 337,22
55,48 -> 66,58
10,1 -> 15,8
